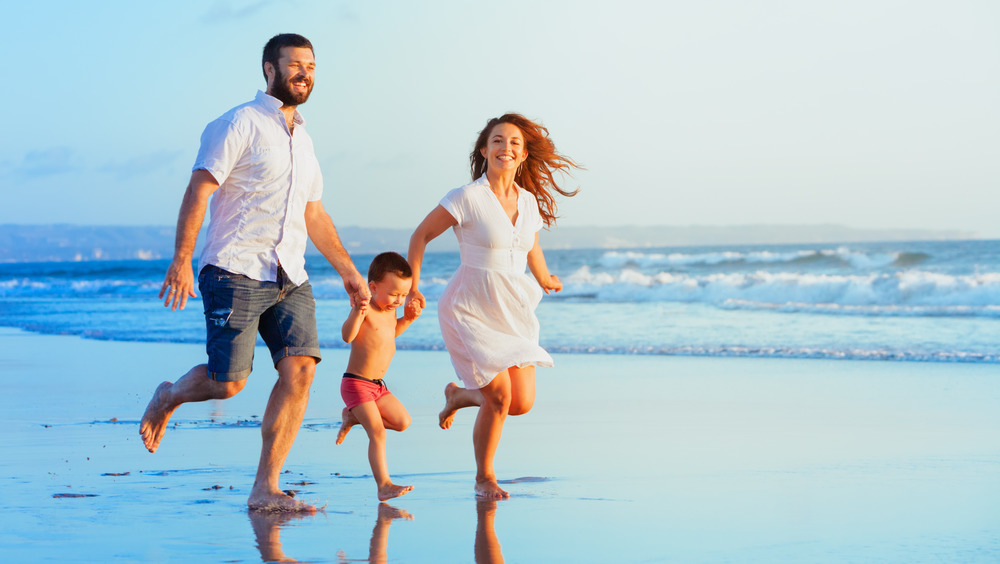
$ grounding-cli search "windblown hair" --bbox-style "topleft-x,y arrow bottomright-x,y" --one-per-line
261,33 -> 314,80
470,113 -> 580,227
367,252 -> 412,283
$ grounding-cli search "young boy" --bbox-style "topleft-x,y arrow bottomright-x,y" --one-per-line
337,252 -> 421,501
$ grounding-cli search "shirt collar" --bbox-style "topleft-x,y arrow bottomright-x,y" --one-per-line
255,90 -> 306,126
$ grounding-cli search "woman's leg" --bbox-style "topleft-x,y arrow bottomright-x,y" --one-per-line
507,365 -> 535,416
473,369 -> 512,499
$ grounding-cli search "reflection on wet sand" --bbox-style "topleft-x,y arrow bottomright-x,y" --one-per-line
248,510 -> 308,563
338,503 -> 414,564
475,500 -> 504,564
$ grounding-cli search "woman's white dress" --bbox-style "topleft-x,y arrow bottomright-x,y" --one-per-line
438,175 -> 553,389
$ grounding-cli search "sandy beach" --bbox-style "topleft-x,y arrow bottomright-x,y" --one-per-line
0,326 -> 997,562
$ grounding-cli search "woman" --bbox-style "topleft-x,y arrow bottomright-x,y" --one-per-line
407,113 -> 579,499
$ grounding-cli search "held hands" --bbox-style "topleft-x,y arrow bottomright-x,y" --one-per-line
159,258 -> 197,310
406,289 -> 427,310
345,271 -> 371,308
403,298 -> 422,321
540,274 -> 563,294
353,292 -> 370,317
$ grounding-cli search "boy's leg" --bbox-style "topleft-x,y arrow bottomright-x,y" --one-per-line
375,393 -> 411,432
351,401 -> 413,501
248,355 -> 317,512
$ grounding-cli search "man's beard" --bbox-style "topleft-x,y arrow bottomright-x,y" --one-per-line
270,67 -> 313,106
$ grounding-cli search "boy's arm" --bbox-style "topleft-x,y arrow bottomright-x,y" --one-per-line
394,299 -> 422,337
342,300 -> 368,343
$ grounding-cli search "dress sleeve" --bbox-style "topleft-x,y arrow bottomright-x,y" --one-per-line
439,186 -> 468,225
192,118 -> 248,185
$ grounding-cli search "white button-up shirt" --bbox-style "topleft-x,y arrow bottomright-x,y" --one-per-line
194,90 -> 323,285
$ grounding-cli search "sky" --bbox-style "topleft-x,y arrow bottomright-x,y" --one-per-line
3,0 -> 999,238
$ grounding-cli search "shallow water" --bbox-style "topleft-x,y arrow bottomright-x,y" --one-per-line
1,330 -> 998,562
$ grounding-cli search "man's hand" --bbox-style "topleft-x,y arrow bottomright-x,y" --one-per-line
159,259 -> 197,310
343,271 -> 370,308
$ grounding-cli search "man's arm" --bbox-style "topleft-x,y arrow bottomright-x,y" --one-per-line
304,200 -> 369,305
160,169 -> 220,310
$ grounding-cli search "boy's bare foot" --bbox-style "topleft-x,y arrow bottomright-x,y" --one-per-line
474,479 -> 510,500
248,489 -> 318,513
377,483 -> 413,502
439,382 -> 461,429
377,502 -> 414,521
139,381 -> 178,453
336,407 -> 357,445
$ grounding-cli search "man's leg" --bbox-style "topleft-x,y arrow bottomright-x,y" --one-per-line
140,365 -> 246,453
247,355 -> 317,512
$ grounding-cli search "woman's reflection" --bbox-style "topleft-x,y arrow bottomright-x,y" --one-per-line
475,499 -> 504,564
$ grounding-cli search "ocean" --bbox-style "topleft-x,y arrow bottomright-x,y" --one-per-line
1,239 -> 997,364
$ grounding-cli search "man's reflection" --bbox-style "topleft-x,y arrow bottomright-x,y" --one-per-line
338,503 -> 414,564
475,499 -> 504,564
248,510 -> 307,563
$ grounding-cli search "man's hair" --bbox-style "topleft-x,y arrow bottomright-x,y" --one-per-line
262,33 -> 314,80
368,252 -> 413,283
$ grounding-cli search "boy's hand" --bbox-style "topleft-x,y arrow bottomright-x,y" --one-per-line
353,291 -> 370,314
403,298 -> 422,321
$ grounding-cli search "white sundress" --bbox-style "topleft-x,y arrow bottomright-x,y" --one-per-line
438,175 -> 554,389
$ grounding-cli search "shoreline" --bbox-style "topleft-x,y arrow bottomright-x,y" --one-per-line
1,328 -> 998,562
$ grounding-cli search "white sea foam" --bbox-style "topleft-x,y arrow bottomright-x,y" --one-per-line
559,266 -> 1000,313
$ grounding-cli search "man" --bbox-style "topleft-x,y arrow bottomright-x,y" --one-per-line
139,33 -> 368,513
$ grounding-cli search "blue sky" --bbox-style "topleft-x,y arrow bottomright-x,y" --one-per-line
4,0 -> 999,237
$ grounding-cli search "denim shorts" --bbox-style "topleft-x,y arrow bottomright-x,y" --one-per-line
198,265 -> 321,382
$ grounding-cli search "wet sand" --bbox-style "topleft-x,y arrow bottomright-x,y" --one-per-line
0,326 -> 998,562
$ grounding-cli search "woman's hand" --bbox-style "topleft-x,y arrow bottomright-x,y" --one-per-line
403,298 -> 422,321
407,289 -> 427,309
540,274 -> 563,294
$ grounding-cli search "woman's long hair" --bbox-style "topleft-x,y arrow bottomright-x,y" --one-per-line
470,113 -> 580,227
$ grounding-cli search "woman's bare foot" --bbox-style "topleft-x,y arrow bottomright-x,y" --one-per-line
248,489 -> 318,513
439,382 -> 462,429
336,407 -> 357,445
377,502 -> 414,521
474,479 -> 510,500
139,381 -> 178,453
377,483 -> 414,501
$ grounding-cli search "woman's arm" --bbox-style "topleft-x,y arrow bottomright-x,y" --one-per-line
527,232 -> 562,294
407,205 -> 457,308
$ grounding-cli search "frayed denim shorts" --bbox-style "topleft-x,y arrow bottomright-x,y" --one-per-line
198,265 -> 321,382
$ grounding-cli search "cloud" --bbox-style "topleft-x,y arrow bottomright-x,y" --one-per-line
200,0 -> 273,23
11,147 -> 76,178
100,150 -> 184,180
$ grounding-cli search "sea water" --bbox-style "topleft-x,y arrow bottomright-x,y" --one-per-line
0,239 -> 997,363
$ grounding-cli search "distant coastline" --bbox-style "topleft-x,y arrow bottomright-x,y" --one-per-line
0,223 -> 980,263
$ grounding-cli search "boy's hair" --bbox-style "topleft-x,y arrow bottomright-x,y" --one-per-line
262,33 -> 314,80
368,252 -> 412,283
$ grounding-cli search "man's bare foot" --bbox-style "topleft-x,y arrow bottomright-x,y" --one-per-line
377,502 -> 414,521
139,381 -> 178,453
248,490 -> 318,513
439,382 -> 461,429
377,483 -> 413,502
336,407 -> 357,445
475,479 -> 510,500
